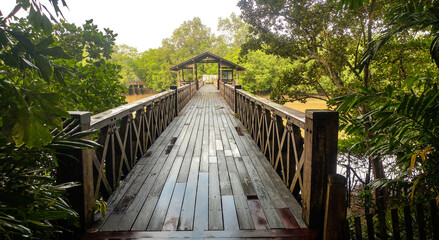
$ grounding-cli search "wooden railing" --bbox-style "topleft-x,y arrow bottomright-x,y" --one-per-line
198,79 -> 205,88
219,82 -> 344,236
59,84 -> 197,229
348,198 -> 438,240
178,79 -> 205,91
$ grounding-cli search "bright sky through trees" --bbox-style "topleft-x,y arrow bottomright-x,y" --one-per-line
0,0 -> 241,51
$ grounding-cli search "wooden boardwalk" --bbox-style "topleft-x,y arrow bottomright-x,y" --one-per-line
86,85 -> 317,239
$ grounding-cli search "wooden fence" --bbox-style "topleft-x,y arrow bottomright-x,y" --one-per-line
219,82 -> 346,238
348,198 -> 438,240
58,84 -> 196,230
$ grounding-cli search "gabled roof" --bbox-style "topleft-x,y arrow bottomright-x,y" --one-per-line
168,51 -> 247,72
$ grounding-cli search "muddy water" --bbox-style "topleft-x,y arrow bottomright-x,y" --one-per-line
283,98 -> 329,112
124,94 -> 156,103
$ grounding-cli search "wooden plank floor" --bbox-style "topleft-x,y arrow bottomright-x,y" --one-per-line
88,85 -> 315,239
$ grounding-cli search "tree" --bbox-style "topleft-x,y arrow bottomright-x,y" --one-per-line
238,0 -> 365,98
53,20 -> 127,114
1,1 -> 125,237
111,44 -> 139,87
126,17 -> 221,91
332,0 -> 439,201
218,12 -> 249,50
240,50 -> 294,94
238,0 -> 439,206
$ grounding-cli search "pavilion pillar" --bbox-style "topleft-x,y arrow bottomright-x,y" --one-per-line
220,62 -> 223,90
236,71 -> 239,85
194,62 -> 198,90
217,62 -> 220,90
182,69 -> 185,85
177,71 -> 180,87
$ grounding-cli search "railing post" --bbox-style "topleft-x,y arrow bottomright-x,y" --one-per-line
302,110 -> 338,228
323,174 -> 347,240
171,85 -> 178,117
58,111 -> 94,230
234,85 -> 241,114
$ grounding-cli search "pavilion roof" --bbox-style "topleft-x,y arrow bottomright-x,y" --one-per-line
168,51 -> 247,72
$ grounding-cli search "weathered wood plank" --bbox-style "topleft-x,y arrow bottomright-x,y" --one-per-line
178,157 -> 200,231
130,121 -> 194,230
208,163 -> 223,230
101,98 -> 197,226
162,183 -> 186,231
247,198 -> 269,230
177,106 -> 203,183
200,100 -> 210,172
208,105 -> 216,157
100,105 -> 199,230
194,172 -> 209,231
100,163 -> 155,231
221,101 -> 306,228
86,228 -> 320,239
278,208 -> 300,229
222,195 -> 240,231
217,150 -> 232,196
228,170 -> 255,230
219,105 -> 285,228
99,85 -> 312,234
241,156 -> 285,229
147,156 -> 184,231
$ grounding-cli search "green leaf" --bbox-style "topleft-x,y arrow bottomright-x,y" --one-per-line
34,54 -> 53,81
9,31 -> 35,53
28,6 -> 43,32
36,36 -> 54,51
430,35 -> 439,68
40,46 -> 71,59
0,28 -> 10,49
11,108 -> 53,147
403,77 -> 418,89
41,15 -> 53,35
2,53 -> 21,68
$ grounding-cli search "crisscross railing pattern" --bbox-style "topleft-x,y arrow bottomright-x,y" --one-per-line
219,81 -> 339,229
65,85 -> 196,227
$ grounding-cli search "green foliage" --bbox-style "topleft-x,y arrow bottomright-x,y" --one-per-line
53,20 -> 126,114
331,78 -> 439,199
0,115 -> 102,239
358,189 -> 376,210
118,17 -> 227,91
358,1 -> 439,71
56,58 -> 126,114
217,12 -> 249,50
240,50 -> 292,94
0,0 -> 125,237
110,44 -> 139,87
0,163 -> 79,239
1,11 -> 71,147
238,0 -> 370,102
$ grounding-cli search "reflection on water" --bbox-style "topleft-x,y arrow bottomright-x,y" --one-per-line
124,94 -> 156,103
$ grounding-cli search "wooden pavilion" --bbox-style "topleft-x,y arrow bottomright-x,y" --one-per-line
168,51 -> 246,89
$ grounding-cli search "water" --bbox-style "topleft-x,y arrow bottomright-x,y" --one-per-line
124,94 -> 156,103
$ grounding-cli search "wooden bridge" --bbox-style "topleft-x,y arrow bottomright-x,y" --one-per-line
60,81 -> 346,239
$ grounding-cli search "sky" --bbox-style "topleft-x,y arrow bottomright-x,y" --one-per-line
1,0 -> 241,52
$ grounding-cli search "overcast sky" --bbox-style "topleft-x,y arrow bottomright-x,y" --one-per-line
1,0 -> 241,52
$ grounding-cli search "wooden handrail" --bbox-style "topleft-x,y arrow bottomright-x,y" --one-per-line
90,90 -> 174,129
61,84 -> 197,229
219,81 -> 339,230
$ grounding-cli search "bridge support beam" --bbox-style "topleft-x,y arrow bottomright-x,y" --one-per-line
234,85 -> 241,114
323,174 -> 347,240
302,110 -> 339,229
171,85 -> 178,117
58,111 -> 94,230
